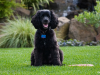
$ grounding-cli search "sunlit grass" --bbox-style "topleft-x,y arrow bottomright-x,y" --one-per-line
0,46 -> 100,75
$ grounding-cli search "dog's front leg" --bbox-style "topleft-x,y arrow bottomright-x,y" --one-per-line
34,50 -> 43,66
51,49 -> 61,66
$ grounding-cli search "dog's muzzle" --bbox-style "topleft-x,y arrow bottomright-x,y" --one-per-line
42,17 -> 50,29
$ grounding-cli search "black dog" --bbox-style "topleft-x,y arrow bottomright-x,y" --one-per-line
31,9 -> 63,66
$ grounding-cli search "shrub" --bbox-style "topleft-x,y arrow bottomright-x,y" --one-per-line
75,1 -> 100,28
0,0 -> 19,18
0,16 -> 36,48
21,0 -> 54,12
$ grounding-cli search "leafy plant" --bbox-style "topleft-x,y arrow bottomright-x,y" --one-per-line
0,16 -> 36,48
0,0 -> 19,18
21,0 -> 54,11
75,1 -> 100,28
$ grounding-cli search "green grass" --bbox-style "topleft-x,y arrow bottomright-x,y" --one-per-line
0,46 -> 100,75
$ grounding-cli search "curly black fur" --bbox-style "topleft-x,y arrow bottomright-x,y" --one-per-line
31,10 -> 63,66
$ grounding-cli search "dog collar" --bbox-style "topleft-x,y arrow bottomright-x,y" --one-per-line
41,35 -> 46,38
39,29 -> 47,39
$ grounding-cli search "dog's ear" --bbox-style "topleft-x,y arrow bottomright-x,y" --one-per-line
31,11 -> 41,29
50,10 -> 58,29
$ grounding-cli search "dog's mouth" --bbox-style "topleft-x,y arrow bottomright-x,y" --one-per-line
43,23 -> 48,29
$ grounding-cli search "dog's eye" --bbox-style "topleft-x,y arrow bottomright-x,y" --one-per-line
41,14 -> 44,17
47,14 -> 51,18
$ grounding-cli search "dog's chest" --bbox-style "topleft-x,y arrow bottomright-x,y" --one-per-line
40,34 -> 53,47
40,37 -> 51,46
36,30 -> 55,49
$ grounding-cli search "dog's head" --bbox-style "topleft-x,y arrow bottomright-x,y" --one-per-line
31,10 -> 58,29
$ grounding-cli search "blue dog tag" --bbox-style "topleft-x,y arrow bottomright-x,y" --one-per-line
41,35 -> 46,38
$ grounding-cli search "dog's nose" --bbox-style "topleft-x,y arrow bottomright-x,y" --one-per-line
43,17 -> 49,22
44,19 -> 48,22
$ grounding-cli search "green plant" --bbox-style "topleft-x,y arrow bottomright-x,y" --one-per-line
0,17 -> 36,48
75,1 -> 100,28
0,0 -> 19,18
21,0 -> 54,11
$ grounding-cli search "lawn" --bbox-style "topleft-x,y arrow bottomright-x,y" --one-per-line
0,46 -> 100,75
